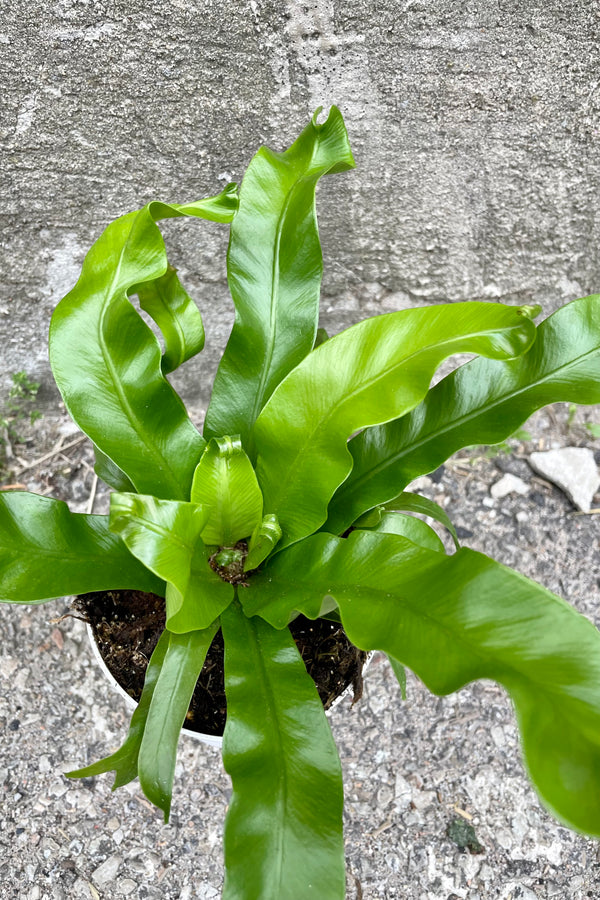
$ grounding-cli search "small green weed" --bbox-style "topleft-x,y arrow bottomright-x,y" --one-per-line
585,422 -> 600,439
1,371 -> 42,470
566,402 -> 600,438
466,427 -> 532,462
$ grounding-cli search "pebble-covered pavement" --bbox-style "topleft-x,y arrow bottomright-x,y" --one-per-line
0,405 -> 599,900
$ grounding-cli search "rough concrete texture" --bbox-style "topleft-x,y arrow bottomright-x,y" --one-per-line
2,1 -> 600,406
0,402 -> 599,898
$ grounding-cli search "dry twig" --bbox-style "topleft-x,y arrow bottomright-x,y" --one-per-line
14,434 -> 86,474
86,472 -> 98,515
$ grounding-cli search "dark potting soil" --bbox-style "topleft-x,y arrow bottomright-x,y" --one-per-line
73,590 -> 367,737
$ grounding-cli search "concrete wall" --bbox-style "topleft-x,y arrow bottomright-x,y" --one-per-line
2,1 -> 599,409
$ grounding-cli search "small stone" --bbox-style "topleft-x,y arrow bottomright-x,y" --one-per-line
510,811 -> 529,842
394,772 -> 412,809
491,725 -> 506,748
515,510 -> 529,523
490,473 -> 529,500
529,447 -> 600,511
92,854 -> 123,886
115,879 -> 138,896
411,789 -> 437,810
479,863 -> 495,883
377,784 -> 394,807
494,826 -> 514,851
543,840 -> 563,866
0,656 -> 18,677
500,885 -> 538,900
25,863 -> 38,881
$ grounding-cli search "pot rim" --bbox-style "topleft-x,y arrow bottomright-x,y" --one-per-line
87,622 -> 373,750
86,622 -> 222,747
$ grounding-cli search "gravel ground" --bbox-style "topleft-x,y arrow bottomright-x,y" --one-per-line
0,402 -> 599,900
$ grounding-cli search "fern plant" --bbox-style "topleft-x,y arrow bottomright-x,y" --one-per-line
2,108 -> 600,899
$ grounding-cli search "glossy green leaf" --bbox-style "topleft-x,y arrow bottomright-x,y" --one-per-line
68,623 -> 218,819
374,492 -> 459,550
191,436 -> 263,546
244,513 -> 282,571
0,492 -> 163,603
49,187 -> 237,500
93,444 -> 135,492
359,510 -> 445,553
314,326 -> 330,348
172,183 -> 238,223
349,508 -> 381,528
326,294 -> 600,533
133,264 -> 204,375
109,493 -> 233,632
221,600 -> 345,900
139,623 -> 219,822
254,302 -> 537,548
241,530 -> 600,836
66,628 -> 171,787
204,106 -> 355,448
387,655 -> 407,700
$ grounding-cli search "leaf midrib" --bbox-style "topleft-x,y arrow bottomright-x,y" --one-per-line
248,166 -> 320,431
339,344 -> 600,503
97,213 -> 183,498
250,618 -> 288,897
261,321 -> 526,513
248,182 -> 292,430
259,554 -> 598,710
120,515 -> 193,553
142,632 -> 200,807
1,546 -> 123,563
